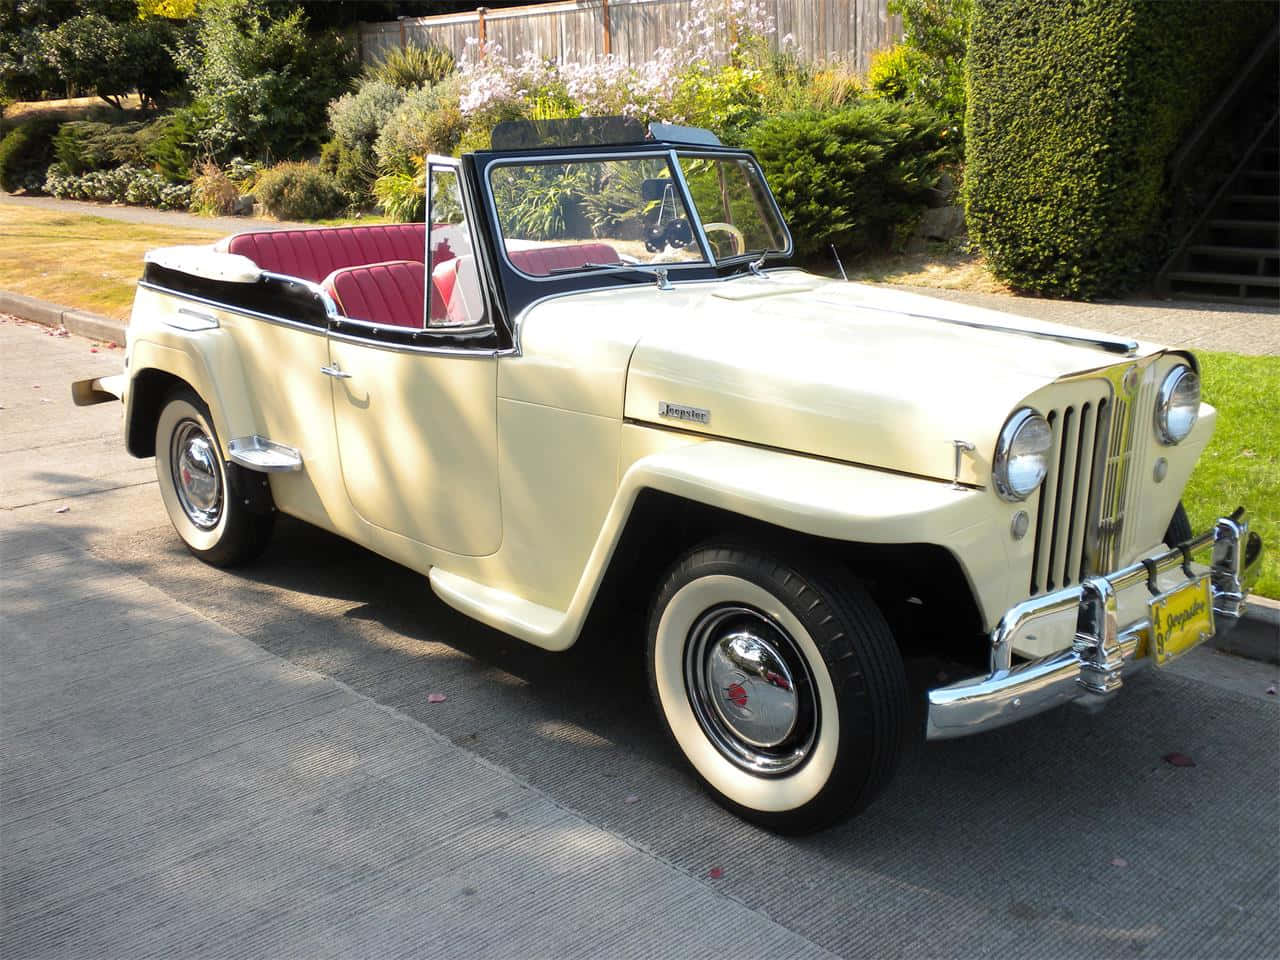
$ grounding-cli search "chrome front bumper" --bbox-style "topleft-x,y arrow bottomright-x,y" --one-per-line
927,509 -> 1264,740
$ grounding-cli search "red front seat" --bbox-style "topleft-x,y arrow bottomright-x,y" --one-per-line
322,260 -> 425,329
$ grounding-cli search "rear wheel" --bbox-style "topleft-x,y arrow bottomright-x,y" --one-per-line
154,388 -> 274,567
646,542 -> 908,833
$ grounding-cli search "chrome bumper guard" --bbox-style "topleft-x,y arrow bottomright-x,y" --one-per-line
927,509 -> 1264,740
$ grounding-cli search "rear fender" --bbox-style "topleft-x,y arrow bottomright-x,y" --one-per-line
126,333 -> 258,460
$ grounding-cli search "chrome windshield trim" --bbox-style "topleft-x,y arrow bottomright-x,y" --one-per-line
669,147 -> 717,268
672,148 -> 795,259
481,148 -> 754,284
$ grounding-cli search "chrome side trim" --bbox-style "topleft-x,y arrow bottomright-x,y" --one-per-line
227,436 -> 303,473
818,296 -> 1141,355
169,307 -> 219,331
136,281 -> 326,336
928,509 -> 1263,739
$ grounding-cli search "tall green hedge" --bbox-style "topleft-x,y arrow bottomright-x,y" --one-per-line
965,0 -> 1277,299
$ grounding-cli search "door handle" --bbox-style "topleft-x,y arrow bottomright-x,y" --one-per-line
321,365 -> 353,380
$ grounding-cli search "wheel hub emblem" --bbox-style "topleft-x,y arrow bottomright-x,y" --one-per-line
725,681 -> 749,709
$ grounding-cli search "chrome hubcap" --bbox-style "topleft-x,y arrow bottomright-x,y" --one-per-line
685,605 -> 818,776
171,420 -> 222,530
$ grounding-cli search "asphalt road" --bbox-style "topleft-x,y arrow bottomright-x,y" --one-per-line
3,317 -> 1278,959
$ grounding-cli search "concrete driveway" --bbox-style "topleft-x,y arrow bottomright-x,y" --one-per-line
2,318 -> 1278,959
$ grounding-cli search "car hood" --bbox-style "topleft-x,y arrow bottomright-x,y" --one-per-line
623,275 -> 1160,486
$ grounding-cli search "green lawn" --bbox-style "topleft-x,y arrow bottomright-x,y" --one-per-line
1181,351 -> 1279,600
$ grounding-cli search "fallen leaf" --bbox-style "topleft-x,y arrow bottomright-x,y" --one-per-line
31,385 -> 39,389
426,693 -> 446,704
90,347 -> 98,353
708,867 -> 724,879
54,505 -> 70,514
1163,752 -> 1195,767
106,341 -> 118,349
1266,686 -> 1276,696
624,794 -> 640,805
1110,857 -> 1128,868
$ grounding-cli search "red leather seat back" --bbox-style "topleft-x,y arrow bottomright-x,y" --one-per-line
224,224 -> 427,284
507,242 -> 619,277
322,261 -> 425,329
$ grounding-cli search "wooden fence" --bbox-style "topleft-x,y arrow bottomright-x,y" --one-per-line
359,0 -> 900,75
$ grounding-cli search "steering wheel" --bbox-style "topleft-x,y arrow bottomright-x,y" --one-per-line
703,222 -> 746,257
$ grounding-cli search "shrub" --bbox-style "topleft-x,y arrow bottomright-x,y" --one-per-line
745,101 -> 951,258
329,80 -> 406,152
176,0 -> 356,161
43,161 -> 192,209
363,44 -> 456,90
373,160 -> 425,223
254,161 -> 347,220
869,0 -> 970,136
0,115 -> 61,191
319,138 -> 376,204
374,84 -> 466,173
189,161 -> 241,215
965,0 -> 1278,298
53,121 -> 147,174
140,103 -> 216,182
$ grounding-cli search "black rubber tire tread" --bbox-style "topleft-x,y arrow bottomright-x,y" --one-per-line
646,541 -> 908,834
1164,502 -> 1193,548
158,386 -> 275,568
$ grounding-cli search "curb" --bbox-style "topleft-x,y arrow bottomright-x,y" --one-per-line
1213,596 -> 1279,666
1,287 -> 1277,663
0,289 -> 126,343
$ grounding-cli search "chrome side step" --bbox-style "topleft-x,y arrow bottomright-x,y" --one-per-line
228,435 -> 303,472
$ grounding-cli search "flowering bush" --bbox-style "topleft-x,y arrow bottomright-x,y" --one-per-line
44,162 -> 192,209
451,0 -> 787,125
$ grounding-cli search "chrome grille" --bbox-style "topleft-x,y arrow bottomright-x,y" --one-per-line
1029,377 -> 1142,595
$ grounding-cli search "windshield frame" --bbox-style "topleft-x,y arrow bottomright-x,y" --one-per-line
479,145 -> 793,285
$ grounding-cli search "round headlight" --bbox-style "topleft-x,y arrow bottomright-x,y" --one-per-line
1155,366 -> 1200,445
994,408 -> 1053,501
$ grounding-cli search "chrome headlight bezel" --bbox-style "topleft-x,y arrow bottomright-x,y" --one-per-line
1155,365 -> 1200,445
993,407 -> 1053,502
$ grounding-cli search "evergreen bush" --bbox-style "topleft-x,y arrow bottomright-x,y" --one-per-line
745,101 -> 951,258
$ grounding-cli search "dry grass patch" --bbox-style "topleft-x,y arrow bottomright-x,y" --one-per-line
845,246 -> 1009,294
0,206 -> 221,320
3,94 -> 144,122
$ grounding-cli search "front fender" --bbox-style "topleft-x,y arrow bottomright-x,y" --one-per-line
432,435 -> 1013,651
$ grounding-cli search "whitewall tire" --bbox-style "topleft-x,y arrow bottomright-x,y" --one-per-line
647,543 -> 907,832
155,388 -> 274,567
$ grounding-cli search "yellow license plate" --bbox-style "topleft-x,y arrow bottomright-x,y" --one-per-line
1150,575 -> 1215,666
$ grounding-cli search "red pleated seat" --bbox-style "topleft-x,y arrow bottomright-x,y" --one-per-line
322,260 -> 425,329
507,242 -> 620,276
221,224 -> 427,284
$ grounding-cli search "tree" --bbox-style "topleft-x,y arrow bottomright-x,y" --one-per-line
176,0 -> 356,160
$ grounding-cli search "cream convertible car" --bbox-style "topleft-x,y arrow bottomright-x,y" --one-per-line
75,122 -> 1263,831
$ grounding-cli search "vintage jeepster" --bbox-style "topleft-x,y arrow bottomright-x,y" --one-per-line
74,121 -> 1264,831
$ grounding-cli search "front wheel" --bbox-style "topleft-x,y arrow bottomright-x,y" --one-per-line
646,543 -> 908,832
154,388 -> 274,567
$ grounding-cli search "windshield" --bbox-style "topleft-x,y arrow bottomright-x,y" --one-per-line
487,152 -> 788,278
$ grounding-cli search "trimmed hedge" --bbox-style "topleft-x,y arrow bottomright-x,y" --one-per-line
965,0 -> 1277,298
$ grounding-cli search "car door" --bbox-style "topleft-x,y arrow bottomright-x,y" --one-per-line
325,158 -> 502,557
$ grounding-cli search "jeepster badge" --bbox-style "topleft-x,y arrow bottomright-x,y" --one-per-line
659,401 -> 710,425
